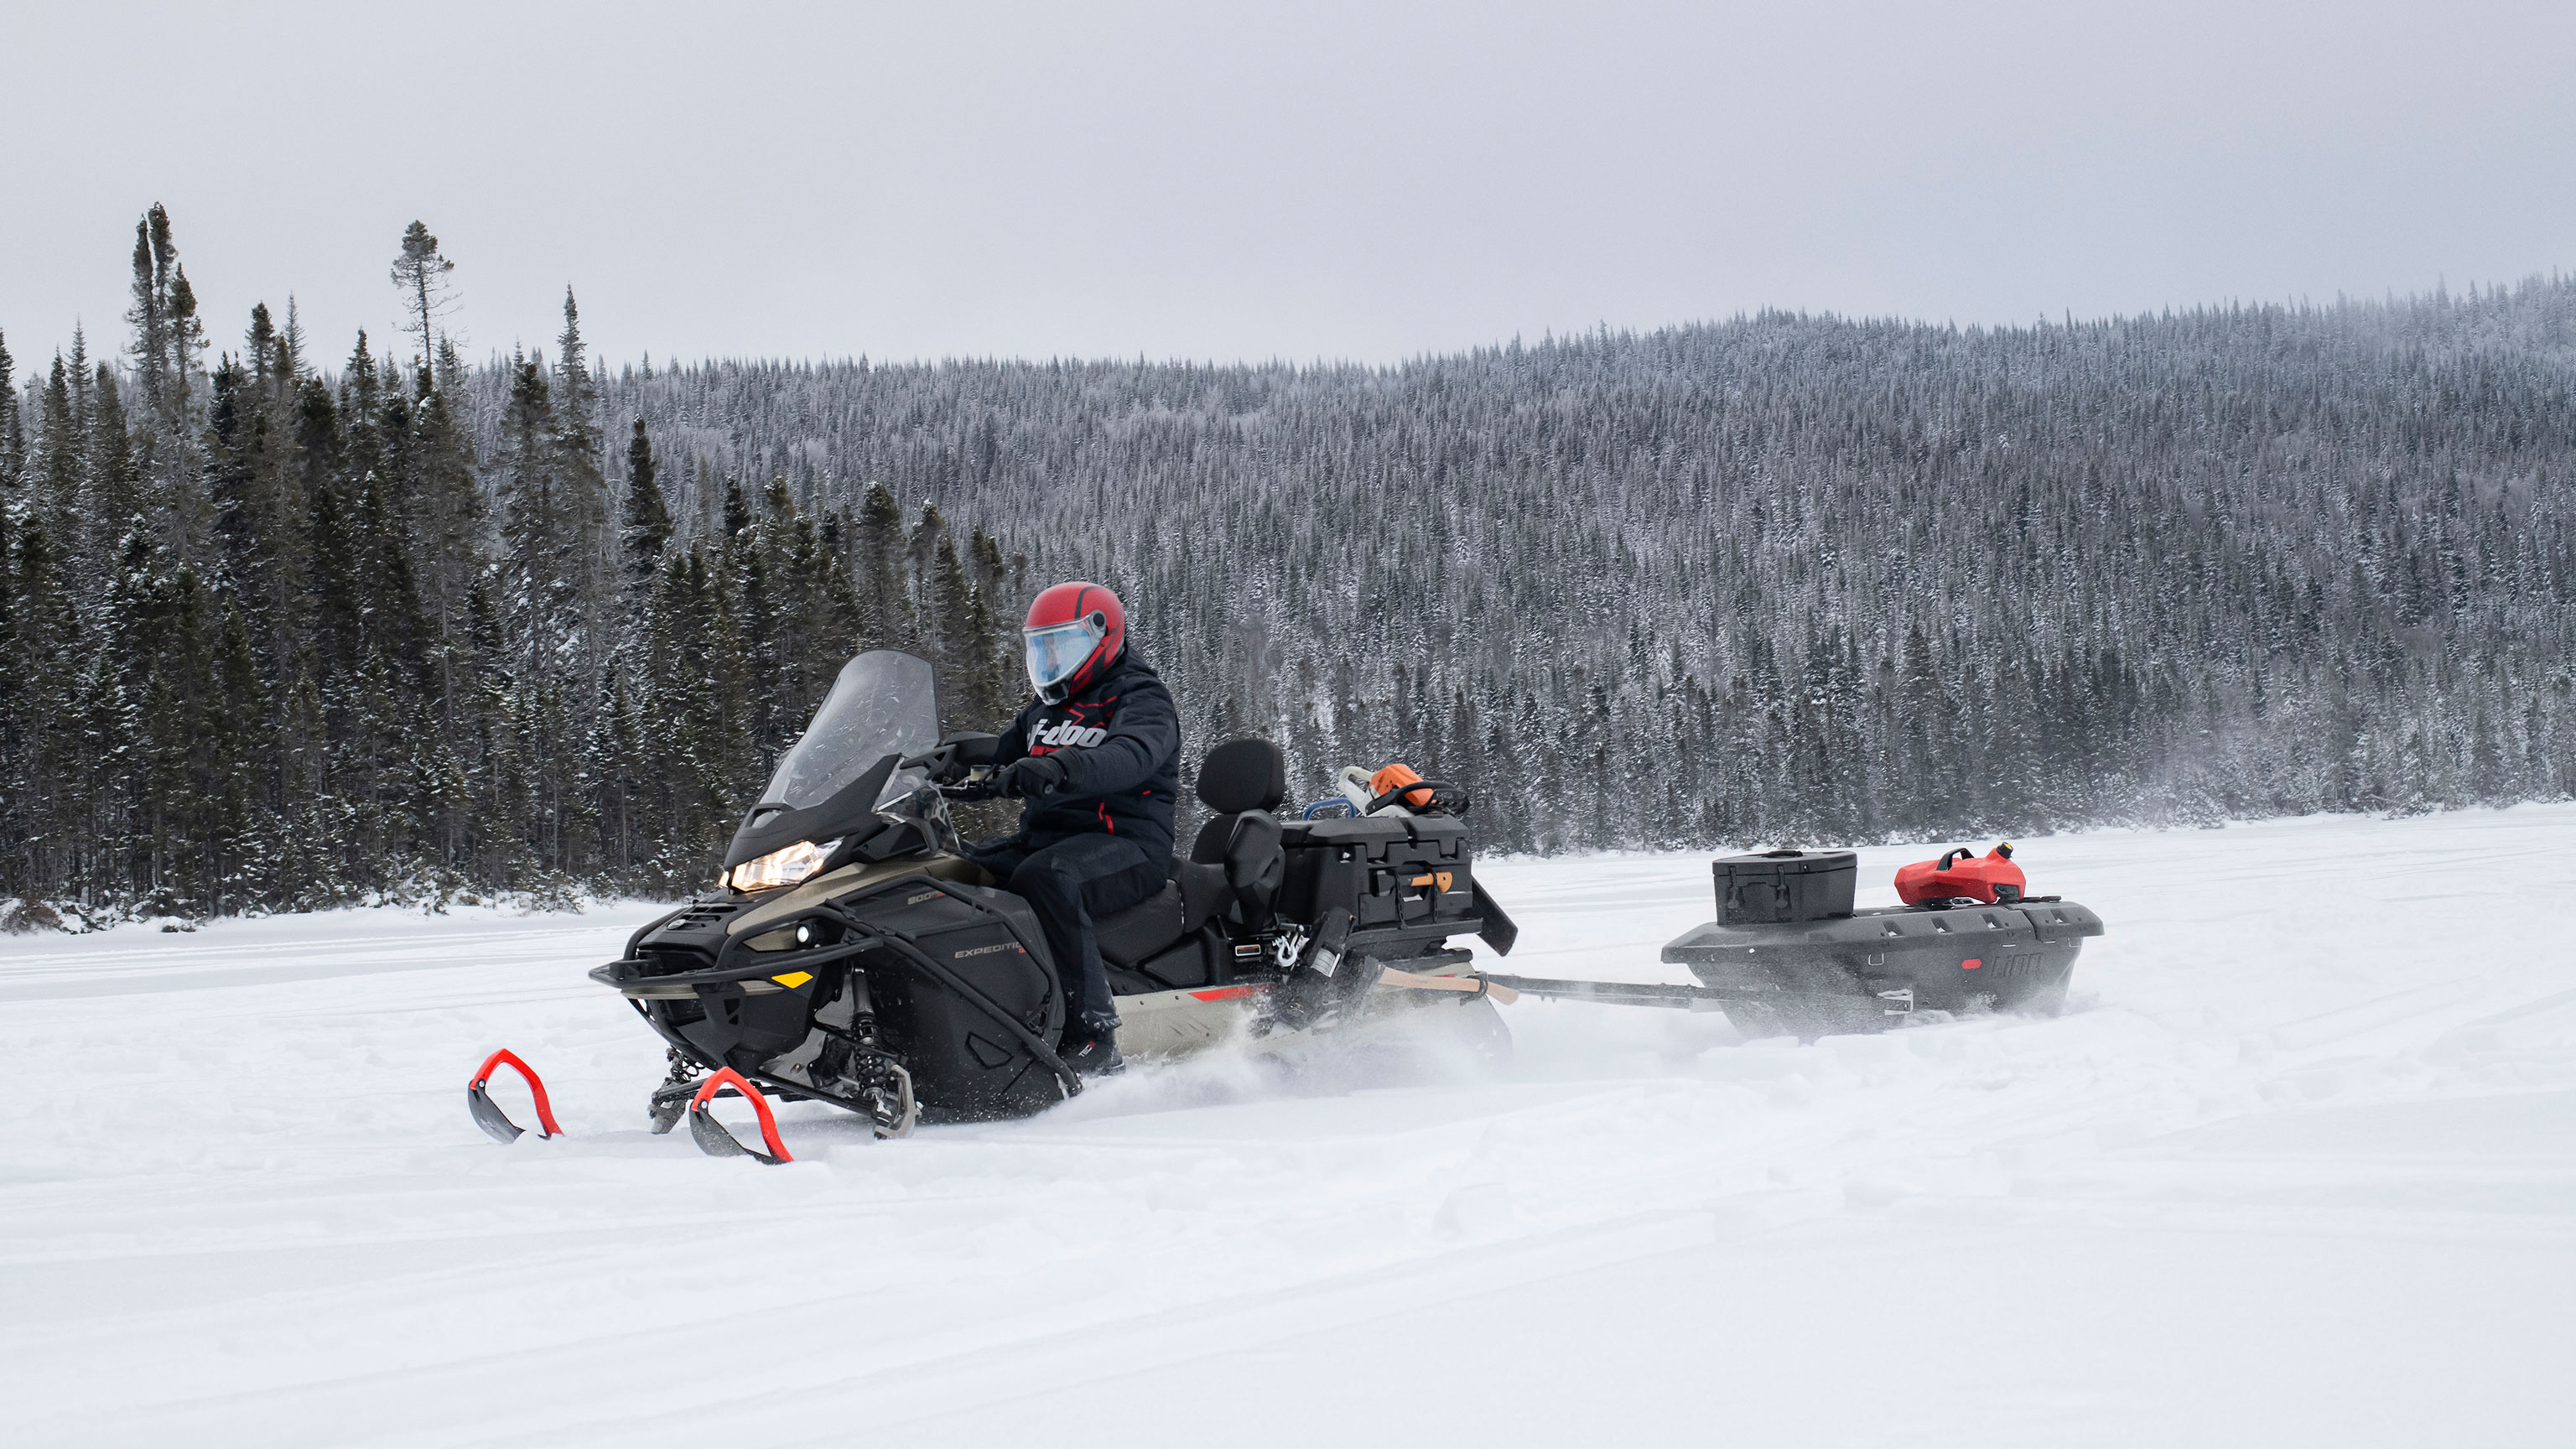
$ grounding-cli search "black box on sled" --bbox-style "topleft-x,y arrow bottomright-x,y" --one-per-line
1713,849 -> 1856,924
1277,814 -> 1478,941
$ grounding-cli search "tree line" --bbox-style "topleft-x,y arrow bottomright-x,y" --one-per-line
0,209 -> 1021,925
530,277 -> 2576,854
3,207 -> 2570,922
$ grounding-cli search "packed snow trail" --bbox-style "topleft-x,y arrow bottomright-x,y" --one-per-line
3,808 -> 2572,1447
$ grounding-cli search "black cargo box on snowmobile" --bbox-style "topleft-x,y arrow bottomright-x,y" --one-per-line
1276,813 -> 1516,956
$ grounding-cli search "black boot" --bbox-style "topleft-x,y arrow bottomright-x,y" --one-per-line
1058,1014 -> 1125,1077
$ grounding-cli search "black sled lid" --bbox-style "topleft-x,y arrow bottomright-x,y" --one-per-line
1711,849 -> 1855,874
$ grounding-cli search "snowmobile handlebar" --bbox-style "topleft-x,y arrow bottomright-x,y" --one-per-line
1366,779 -> 1470,816
900,732 -> 1002,785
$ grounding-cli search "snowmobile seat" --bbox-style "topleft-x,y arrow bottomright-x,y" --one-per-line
1092,740 -> 1287,989
1094,888 -> 1190,968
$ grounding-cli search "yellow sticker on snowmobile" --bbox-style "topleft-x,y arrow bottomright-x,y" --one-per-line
771,971 -> 814,989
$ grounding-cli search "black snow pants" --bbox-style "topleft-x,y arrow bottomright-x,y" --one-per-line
969,833 -> 1165,1031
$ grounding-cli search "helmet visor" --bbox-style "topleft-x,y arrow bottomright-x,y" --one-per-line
1024,618 -> 1104,693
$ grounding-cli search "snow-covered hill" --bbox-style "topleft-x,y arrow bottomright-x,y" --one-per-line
4,807 -> 2572,1446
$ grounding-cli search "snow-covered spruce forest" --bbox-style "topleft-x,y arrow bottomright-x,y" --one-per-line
2,209 -> 2571,922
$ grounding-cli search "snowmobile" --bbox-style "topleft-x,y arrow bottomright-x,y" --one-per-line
583,651 -> 1522,1151
488,650 -> 2106,1160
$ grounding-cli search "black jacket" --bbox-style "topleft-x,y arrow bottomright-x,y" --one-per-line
991,645 -> 1182,859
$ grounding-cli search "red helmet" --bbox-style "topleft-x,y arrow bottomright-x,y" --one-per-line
1023,581 -> 1124,704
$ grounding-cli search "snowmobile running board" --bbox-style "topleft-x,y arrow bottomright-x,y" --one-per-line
1474,975 -> 1736,1012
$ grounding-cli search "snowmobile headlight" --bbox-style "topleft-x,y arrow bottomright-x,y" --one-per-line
727,838 -> 841,892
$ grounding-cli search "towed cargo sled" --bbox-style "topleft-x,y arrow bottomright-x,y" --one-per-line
1483,844 -> 2105,1041
470,649 -> 2104,1159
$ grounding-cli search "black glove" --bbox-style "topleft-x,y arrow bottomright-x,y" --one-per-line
994,754 -> 1069,799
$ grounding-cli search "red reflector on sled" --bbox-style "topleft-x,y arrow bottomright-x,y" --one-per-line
1961,958 -> 1984,969
1191,984 -> 1267,1002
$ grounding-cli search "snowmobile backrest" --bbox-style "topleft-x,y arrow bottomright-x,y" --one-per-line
1187,807 -> 1285,930
1195,738 -> 1285,814
1187,740 -> 1286,928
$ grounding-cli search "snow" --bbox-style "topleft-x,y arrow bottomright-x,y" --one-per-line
4,806 -> 2573,1447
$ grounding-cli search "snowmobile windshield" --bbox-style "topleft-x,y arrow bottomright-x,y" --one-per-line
1024,619 -> 1103,693
760,652 -> 942,811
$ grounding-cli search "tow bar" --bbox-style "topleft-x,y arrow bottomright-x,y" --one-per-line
1473,975 -> 1734,1010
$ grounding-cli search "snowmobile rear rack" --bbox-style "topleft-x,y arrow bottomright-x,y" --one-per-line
467,1049 -> 563,1143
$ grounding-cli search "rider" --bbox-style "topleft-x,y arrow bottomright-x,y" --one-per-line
972,582 -> 1180,1076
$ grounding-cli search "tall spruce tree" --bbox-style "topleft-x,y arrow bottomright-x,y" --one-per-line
122,205 -> 209,564
550,289 -> 615,675
0,329 -> 21,493
390,221 -> 457,379
852,482 -> 910,650
620,416 -> 673,610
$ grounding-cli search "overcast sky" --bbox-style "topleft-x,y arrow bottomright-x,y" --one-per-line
3,0 -> 2571,371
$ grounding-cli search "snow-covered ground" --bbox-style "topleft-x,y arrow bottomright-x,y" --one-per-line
4,807 -> 2573,1447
